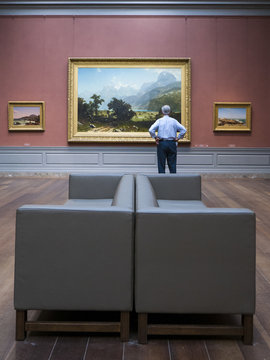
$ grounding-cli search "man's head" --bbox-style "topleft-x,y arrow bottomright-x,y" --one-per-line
161,105 -> 171,115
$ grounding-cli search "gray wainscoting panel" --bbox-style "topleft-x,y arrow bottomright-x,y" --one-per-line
103,153 -> 155,165
46,153 -> 99,165
0,147 -> 269,175
177,154 -> 213,166
217,154 -> 270,166
0,153 -> 42,165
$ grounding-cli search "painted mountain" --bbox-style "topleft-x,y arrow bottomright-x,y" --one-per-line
96,71 -> 181,112
123,71 -> 181,112
13,114 -> 40,125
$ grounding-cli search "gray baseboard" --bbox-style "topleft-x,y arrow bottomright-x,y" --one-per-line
0,146 -> 269,176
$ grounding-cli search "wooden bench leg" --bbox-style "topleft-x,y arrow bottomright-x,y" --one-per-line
120,311 -> 130,342
138,313 -> 148,344
242,314 -> 253,345
16,310 -> 27,341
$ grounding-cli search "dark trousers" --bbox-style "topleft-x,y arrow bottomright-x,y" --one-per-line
157,140 -> 177,173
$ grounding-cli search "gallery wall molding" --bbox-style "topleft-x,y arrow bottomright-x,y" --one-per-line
1,0 -> 270,15
0,146 -> 269,175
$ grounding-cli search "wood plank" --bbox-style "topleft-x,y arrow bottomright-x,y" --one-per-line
254,270 -> 270,335
0,309 -> 16,360
253,316 -> 270,351
4,336 -> 58,360
206,339 -> 245,360
0,177 -> 68,360
84,337 -> 124,360
50,336 -> 89,360
170,339 -> 210,360
256,249 -> 270,283
125,339 -> 170,360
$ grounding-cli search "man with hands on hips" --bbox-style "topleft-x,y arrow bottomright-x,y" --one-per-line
149,105 -> 187,173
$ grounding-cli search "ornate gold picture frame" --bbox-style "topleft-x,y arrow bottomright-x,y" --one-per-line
8,101 -> 45,131
68,58 -> 191,143
213,102 -> 251,132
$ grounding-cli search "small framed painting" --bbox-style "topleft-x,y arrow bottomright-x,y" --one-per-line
8,101 -> 45,131
213,102 -> 251,132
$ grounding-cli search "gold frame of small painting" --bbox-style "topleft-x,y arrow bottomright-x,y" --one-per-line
8,101 -> 45,131
213,102 -> 251,132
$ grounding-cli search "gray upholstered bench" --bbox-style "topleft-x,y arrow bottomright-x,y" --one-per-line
135,174 -> 256,345
14,174 -> 134,341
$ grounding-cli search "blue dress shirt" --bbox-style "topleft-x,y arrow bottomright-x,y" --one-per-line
149,115 -> 187,140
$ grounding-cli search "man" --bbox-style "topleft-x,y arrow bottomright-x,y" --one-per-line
149,105 -> 186,173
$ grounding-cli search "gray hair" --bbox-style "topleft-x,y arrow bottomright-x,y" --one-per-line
161,105 -> 171,115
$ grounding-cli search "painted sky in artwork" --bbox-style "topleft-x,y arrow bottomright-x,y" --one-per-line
13,106 -> 40,119
78,67 -> 181,99
218,107 -> 246,120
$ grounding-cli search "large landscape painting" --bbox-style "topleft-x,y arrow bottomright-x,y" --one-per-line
68,58 -> 191,143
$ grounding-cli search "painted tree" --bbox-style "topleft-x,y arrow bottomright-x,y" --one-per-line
107,98 -> 135,123
78,97 -> 89,121
90,94 -> 104,117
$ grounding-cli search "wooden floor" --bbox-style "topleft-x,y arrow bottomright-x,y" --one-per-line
1,175 -> 270,360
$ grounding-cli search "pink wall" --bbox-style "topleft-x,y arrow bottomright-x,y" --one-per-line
0,15 -> 269,147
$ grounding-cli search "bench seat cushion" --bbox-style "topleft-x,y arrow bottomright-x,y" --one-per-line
65,199 -> 113,207
157,200 -> 207,209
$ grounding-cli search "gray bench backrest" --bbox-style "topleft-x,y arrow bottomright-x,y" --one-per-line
69,174 -> 122,199
147,174 -> 201,200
